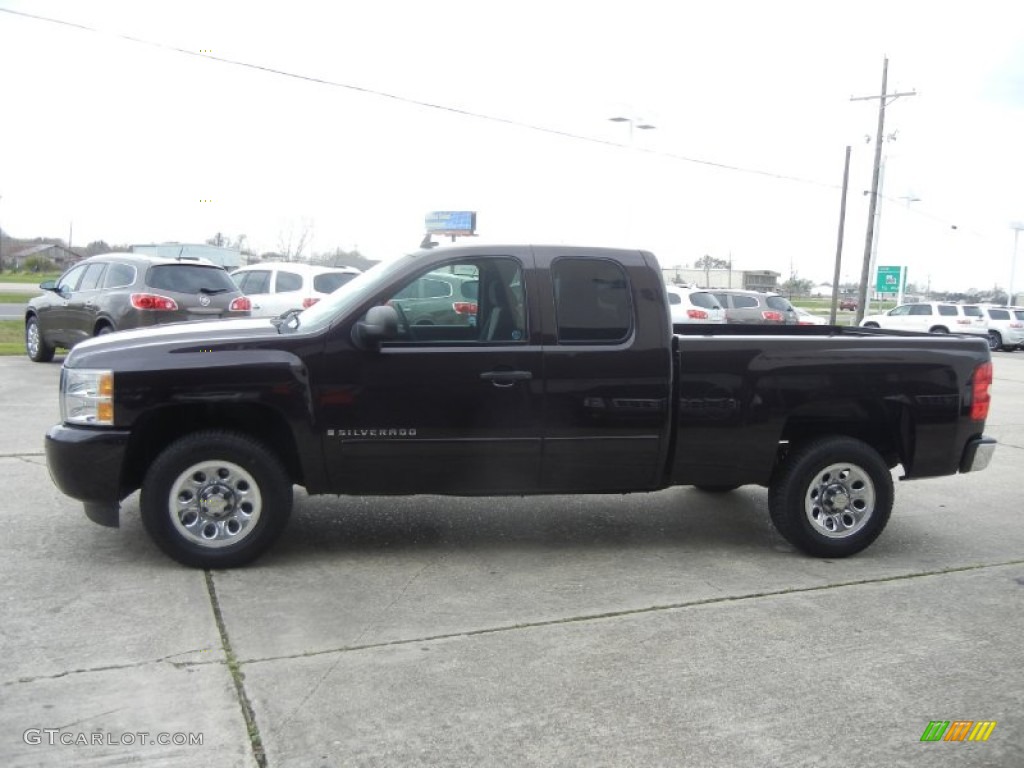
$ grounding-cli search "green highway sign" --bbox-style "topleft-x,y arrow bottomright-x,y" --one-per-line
876,265 -> 905,293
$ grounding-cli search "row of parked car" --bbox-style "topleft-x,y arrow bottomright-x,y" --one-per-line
860,302 -> 1024,351
24,252 -> 363,362
666,286 -> 810,326
25,253 -> 1022,364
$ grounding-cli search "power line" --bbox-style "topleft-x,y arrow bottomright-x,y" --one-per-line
1,6 -> 839,190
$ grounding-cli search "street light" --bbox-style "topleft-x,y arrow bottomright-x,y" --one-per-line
1010,222 -> 1024,306
608,116 -> 656,144
608,117 -> 656,244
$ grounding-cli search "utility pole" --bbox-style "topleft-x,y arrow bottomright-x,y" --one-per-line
830,146 -> 852,325
851,57 -> 915,324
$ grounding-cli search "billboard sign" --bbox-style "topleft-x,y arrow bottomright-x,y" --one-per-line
425,211 -> 477,236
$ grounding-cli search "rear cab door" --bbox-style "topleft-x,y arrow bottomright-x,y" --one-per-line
535,247 -> 674,492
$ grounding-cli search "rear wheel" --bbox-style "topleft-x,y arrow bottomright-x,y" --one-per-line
769,436 -> 893,558
141,431 -> 292,568
95,323 -> 114,336
929,326 -> 949,334
862,322 -> 879,328
25,316 -> 55,363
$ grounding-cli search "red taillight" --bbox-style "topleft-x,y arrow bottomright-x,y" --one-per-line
130,293 -> 178,311
970,361 -> 993,421
762,310 -> 784,322
453,301 -> 478,316
230,296 -> 251,312
302,297 -> 320,309
686,309 -> 709,320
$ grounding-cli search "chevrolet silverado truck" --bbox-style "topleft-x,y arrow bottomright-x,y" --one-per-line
45,245 -> 997,567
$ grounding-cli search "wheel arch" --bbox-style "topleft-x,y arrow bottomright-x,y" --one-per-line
121,403 -> 304,495
777,397 -> 907,473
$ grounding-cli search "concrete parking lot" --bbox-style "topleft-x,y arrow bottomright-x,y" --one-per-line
1,351 -> 1022,767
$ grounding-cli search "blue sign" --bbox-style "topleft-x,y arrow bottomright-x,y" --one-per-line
425,211 -> 476,235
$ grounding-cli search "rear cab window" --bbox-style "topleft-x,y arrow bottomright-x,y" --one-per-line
552,258 -> 632,343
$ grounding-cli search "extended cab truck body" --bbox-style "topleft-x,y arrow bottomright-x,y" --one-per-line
45,245 -> 997,567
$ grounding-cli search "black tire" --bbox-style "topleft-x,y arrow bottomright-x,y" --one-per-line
96,323 -> 114,336
693,484 -> 740,493
140,431 -> 292,568
862,322 -> 879,328
768,436 -> 893,558
25,316 -> 55,363
986,331 -> 1001,352
929,326 -> 949,334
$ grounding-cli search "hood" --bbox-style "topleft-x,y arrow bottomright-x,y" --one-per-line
65,318 -> 287,368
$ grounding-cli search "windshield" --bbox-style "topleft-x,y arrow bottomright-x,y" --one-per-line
292,252 -> 425,333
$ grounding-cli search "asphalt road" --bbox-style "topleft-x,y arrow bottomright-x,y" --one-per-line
1,353 -> 1022,767
0,302 -> 26,320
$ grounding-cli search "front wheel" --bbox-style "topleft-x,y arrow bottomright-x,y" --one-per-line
25,316 -> 55,363
768,436 -> 893,558
140,431 -> 292,568
987,331 -> 1002,352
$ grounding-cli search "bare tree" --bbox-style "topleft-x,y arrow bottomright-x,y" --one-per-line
694,254 -> 729,288
277,218 -> 314,262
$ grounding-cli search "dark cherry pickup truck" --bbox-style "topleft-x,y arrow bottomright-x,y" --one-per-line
45,245 -> 996,567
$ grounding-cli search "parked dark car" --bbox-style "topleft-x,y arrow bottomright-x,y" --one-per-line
840,298 -> 858,311
25,253 -> 251,362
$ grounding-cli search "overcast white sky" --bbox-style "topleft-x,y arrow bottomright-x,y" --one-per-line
1,0 -> 1022,292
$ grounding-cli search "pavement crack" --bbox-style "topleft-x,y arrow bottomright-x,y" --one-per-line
277,555 -> 444,730
205,571 -> 267,768
237,558 -> 1024,667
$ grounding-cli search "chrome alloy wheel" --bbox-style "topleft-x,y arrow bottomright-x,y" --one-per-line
26,321 -> 40,358
804,462 -> 876,539
168,460 -> 262,548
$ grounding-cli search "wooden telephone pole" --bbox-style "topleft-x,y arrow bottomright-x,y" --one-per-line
851,57 -> 915,323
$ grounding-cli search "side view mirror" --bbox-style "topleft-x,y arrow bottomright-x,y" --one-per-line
351,305 -> 399,350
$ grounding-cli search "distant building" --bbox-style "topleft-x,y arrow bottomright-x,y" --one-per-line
9,243 -> 82,269
661,266 -> 781,292
131,242 -> 242,269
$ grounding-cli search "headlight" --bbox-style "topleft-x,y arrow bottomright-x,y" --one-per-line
61,368 -> 115,426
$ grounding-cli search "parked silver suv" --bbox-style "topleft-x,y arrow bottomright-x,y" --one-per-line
711,289 -> 798,325
979,305 -> 1024,351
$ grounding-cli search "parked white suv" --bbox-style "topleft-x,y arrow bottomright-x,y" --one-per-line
979,305 -> 1024,351
231,262 -> 361,318
860,302 -> 988,338
666,286 -> 726,324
